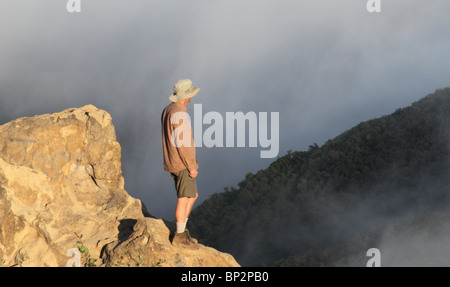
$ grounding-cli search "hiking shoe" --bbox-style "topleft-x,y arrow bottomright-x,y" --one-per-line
185,229 -> 198,244
171,231 -> 199,249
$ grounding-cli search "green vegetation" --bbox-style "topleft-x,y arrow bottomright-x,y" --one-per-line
75,233 -> 97,267
74,233 -> 166,267
112,250 -> 166,267
189,88 -> 450,266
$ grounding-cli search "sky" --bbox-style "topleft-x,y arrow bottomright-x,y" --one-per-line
0,0 -> 450,220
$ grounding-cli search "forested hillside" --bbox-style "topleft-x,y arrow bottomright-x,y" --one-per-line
189,88 -> 450,266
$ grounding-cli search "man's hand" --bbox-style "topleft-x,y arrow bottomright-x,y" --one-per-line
189,169 -> 198,178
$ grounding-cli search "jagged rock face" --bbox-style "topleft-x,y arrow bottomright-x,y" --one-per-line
0,105 -> 239,267
0,105 -> 143,266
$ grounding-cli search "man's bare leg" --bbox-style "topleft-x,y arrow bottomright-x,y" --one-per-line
185,193 -> 198,220
175,197 -> 189,233
175,194 -> 198,229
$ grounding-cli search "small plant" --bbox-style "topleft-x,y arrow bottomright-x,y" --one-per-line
112,250 -> 166,267
126,250 -> 144,267
151,258 -> 166,267
72,233 -> 165,267
74,232 -> 97,267
113,255 -> 125,267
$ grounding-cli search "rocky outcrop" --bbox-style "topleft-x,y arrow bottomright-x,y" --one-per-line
101,218 -> 239,267
0,105 -> 239,267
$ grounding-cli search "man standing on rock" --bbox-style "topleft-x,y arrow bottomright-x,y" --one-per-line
161,79 -> 200,247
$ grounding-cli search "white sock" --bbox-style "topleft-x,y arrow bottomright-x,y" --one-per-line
176,221 -> 186,234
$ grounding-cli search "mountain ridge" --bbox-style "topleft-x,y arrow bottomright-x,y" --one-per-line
190,88 -> 450,266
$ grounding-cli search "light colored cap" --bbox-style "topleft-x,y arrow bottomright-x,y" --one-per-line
168,79 -> 200,102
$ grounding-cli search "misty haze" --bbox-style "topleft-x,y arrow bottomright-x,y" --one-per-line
1,0 -> 450,267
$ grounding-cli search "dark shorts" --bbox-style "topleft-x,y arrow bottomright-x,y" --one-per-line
170,169 -> 198,198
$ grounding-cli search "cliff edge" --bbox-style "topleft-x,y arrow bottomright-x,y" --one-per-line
0,105 -> 239,267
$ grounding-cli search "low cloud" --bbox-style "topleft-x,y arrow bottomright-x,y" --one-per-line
0,1 -> 450,219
